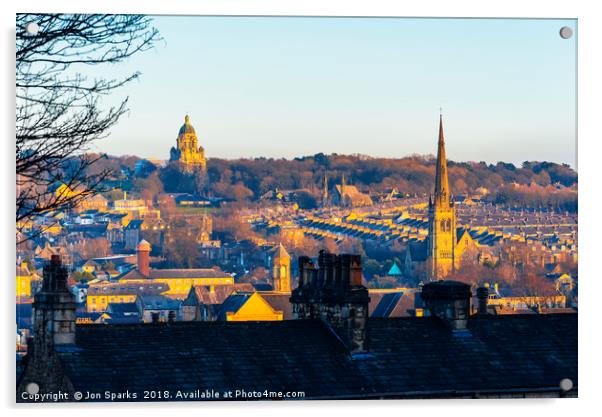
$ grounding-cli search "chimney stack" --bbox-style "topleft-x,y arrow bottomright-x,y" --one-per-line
33,255 -> 77,348
421,280 -> 472,331
349,255 -> 363,286
18,256 -> 77,397
291,251 -> 370,354
476,286 -> 489,315
168,310 -> 176,323
291,256 -> 315,320
136,240 -> 151,277
151,312 -> 160,324
297,256 -> 313,288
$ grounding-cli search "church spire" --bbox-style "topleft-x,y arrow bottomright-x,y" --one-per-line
434,113 -> 450,206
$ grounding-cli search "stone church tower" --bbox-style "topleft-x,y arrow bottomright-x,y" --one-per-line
427,114 -> 457,280
271,243 -> 291,292
169,114 -> 207,174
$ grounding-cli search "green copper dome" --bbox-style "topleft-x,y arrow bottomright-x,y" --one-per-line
178,114 -> 196,135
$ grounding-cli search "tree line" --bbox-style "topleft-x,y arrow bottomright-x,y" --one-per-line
93,153 -> 577,212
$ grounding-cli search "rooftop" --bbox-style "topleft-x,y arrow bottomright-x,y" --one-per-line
53,314 -> 576,399
119,268 -> 232,280
178,114 -> 196,136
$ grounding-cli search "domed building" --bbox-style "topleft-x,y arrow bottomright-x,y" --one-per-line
169,114 -> 207,174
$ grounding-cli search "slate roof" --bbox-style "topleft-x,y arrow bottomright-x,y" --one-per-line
107,302 -> 140,315
259,292 -> 294,320
106,316 -> 143,325
115,269 -> 147,280
253,283 -> 274,291
368,291 -> 418,318
125,220 -> 144,230
103,213 -> 128,221
215,293 -> 254,320
138,295 -> 180,311
92,255 -> 136,267
87,282 -> 169,296
53,314 -> 577,400
371,292 -> 403,318
66,224 -> 108,235
182,284 -> 255,307
120,268 -> 232,280
105,304 -> 143,324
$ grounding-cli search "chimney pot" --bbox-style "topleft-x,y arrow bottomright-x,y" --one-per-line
323,252 -> 336,287
298,256 -> 313,287
50,254 -> 61,266
151,312 -> 160,324
291,250 -> 370,353
334,255 -> 343,288
349,255 -> 362,286
336,254 -> 347,288
421,280 -> 472,331
476,286 -> 489,315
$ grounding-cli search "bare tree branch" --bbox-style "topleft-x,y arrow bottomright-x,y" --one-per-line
16,14 -> 161,243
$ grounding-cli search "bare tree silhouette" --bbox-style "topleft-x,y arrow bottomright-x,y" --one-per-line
16,14 -> 161,241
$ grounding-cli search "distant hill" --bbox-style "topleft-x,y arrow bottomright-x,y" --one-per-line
91,153 -> 578,212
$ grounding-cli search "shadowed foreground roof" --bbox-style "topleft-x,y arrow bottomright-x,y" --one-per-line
55,314 -> 577,400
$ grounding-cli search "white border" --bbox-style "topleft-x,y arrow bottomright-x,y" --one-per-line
2,1 -> 599,416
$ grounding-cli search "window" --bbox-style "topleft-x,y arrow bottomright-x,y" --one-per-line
439,218 -> 452,232
440,251 -> 452,259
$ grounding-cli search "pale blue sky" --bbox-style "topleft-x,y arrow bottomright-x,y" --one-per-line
98,16 -> 577,167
